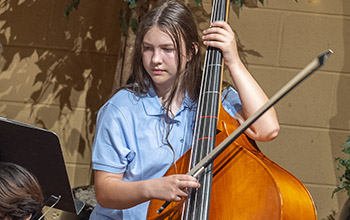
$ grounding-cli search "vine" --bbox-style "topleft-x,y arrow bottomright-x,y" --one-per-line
333,136 -> 350,197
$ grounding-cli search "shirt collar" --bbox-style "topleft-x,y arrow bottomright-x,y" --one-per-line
141,86 -> 164,116
141,86 -> 195,117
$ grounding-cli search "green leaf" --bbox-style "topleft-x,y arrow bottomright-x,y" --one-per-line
119,9 -> 129,36
64,0 -> 80,18
339,158 -> 350,167
129,2 -> 137,9
72,0 -> 80,9
332,185 -> 345,197
130,18 -> 139,34
259,0 -> 264,5
231,0 -> 243,8
342,146 -> 350,154
124,0 -> 137,9
333,136 -> 350,197
65,6 -> 73,18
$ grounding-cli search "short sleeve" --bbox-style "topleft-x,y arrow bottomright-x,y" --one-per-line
92,102 -> 133,174
221,87 -> 242,119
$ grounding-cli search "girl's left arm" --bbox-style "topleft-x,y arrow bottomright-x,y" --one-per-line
202,21 -> 280,142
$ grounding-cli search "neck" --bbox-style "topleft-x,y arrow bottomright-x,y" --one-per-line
154,84 -> 172,103
154,85 -> 183,117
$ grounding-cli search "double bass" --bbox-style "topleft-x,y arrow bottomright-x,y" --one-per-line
147,0 -> 330,219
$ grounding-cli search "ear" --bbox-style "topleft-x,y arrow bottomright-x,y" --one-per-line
187,42 -> 199,62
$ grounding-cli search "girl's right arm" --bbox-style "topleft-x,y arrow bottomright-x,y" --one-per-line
94,170 -> 200,209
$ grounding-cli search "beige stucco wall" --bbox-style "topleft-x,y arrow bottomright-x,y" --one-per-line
215,0 -> 349,219
0,0 -> 123,219
0,0 -> 349,219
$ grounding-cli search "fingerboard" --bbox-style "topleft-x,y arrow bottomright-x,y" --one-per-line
184,0 -> 230,219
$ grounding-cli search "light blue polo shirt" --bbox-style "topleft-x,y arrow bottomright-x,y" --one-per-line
90,86 -> 241,220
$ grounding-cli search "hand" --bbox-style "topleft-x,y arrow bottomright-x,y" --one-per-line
202,21 -> 241,68
148,174 -> 200,202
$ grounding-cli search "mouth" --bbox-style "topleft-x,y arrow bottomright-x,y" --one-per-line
152,69 -> 164,74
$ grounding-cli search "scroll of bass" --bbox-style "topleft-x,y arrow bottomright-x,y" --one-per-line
147,104 -> 317,220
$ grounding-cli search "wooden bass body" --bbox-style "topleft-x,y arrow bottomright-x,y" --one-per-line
147,104 -> 317,220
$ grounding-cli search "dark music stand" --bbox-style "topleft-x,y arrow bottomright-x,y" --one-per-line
0,117 -> 85,215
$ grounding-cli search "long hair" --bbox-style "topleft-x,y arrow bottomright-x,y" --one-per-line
128,1 -> 202,111
0,162 -> 44,220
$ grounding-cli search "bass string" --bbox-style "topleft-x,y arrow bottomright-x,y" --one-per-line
184,1 -> 229,219
191,0 -> 227,168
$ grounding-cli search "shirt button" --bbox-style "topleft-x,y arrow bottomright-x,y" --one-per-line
176,122 -> 180,127
180,139 -> 184,143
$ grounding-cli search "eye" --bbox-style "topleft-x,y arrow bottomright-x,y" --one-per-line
143,46 -> 152,51
163,48 -> 175,52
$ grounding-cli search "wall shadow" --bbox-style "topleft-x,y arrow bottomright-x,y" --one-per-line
0,0 -> 124,186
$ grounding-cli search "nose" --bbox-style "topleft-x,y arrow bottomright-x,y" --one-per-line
151,49 -> 162,64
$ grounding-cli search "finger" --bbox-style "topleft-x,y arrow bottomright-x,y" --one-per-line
209,21 -> 234,35
210,21 -> 230,28
171,195 -> 184,202
203,40 -> 226,50
203,26 -> 228,36
179,180 -> 201,189
202,33 -> 228,44
203,28 -> 233,43
210,20 -> 225,27
179,188 -> 189,195
175,174 -> 198,182
172,175 -> 200,187
181,187 -> 189,194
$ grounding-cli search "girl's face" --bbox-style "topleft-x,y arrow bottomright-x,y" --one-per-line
142,26 -> 187,93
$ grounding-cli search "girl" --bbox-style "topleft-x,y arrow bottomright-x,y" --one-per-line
90,1 -> 279,219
